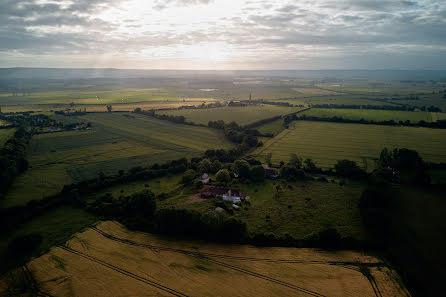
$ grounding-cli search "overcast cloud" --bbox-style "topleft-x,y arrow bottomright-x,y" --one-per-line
0,0 -> 445,69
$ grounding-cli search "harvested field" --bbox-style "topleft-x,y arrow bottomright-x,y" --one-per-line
157,105 -> 305,126
254,121 -> 446,169
0,221 -> 410,297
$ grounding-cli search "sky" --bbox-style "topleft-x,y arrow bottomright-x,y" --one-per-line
0,0 -> 445,70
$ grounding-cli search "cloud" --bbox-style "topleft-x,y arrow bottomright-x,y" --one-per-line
0,0 -> 445,69
153,0 -> 213,10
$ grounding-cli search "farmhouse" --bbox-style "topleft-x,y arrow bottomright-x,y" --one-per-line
199,173 -> 210,184
200,186 -> 249,203
73,123 -> 88,130
47,126 -> 61,132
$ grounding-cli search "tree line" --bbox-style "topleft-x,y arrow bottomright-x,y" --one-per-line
283,114 -> 446,129
359,147 -> 439,296
310,103 -> 442,112
207,120 -> 262,147
0,127 -> 33,199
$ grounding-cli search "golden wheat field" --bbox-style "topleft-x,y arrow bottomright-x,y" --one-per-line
0,221 -> 410,297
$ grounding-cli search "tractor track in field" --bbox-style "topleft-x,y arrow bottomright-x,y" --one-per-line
22,265 -> 54,297
59,245 -> 189,297
89,227 -> 393,296
92,227 -> 381,271
90,227 -> 326,296
191,255 -> 327,297
369,276 -> 383,297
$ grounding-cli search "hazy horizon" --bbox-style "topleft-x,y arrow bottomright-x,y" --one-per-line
1,0 -> 445,70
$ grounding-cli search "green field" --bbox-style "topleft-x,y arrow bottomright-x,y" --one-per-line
157,105 -> 304,126
301,108 -> 439,122
0,128 -> 15,146
275,96 -> 398,107
256,118 -> 285,136
2,113 -> 233,207
254,121 -> 446,169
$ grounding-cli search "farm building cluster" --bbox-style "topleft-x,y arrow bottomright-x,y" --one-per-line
200,186 -> 249,203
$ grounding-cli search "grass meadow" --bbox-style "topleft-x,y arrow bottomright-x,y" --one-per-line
256,118 -> 285,136
301,108 -> 440,122
254,121 -> 446,169
157,105 -> 304,126
2,113 -> 232,207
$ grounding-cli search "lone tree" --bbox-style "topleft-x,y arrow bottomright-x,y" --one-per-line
233,159 -> 250,178
216,169 -> 231,185
198,158 -> 212,173
182,169 -> 196,185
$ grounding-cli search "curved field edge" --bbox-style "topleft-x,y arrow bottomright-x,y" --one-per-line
0,221 -> 411,297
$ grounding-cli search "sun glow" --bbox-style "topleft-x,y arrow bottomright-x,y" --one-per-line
92,0 -> 250,67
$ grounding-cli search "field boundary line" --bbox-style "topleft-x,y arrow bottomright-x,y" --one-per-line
90,228 -> 326,296
59,245 -> 189,297
91,227 -> 380,268
254,127 -> 291,156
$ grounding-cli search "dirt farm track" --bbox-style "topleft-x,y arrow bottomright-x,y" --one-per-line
0,221 -> 411,297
